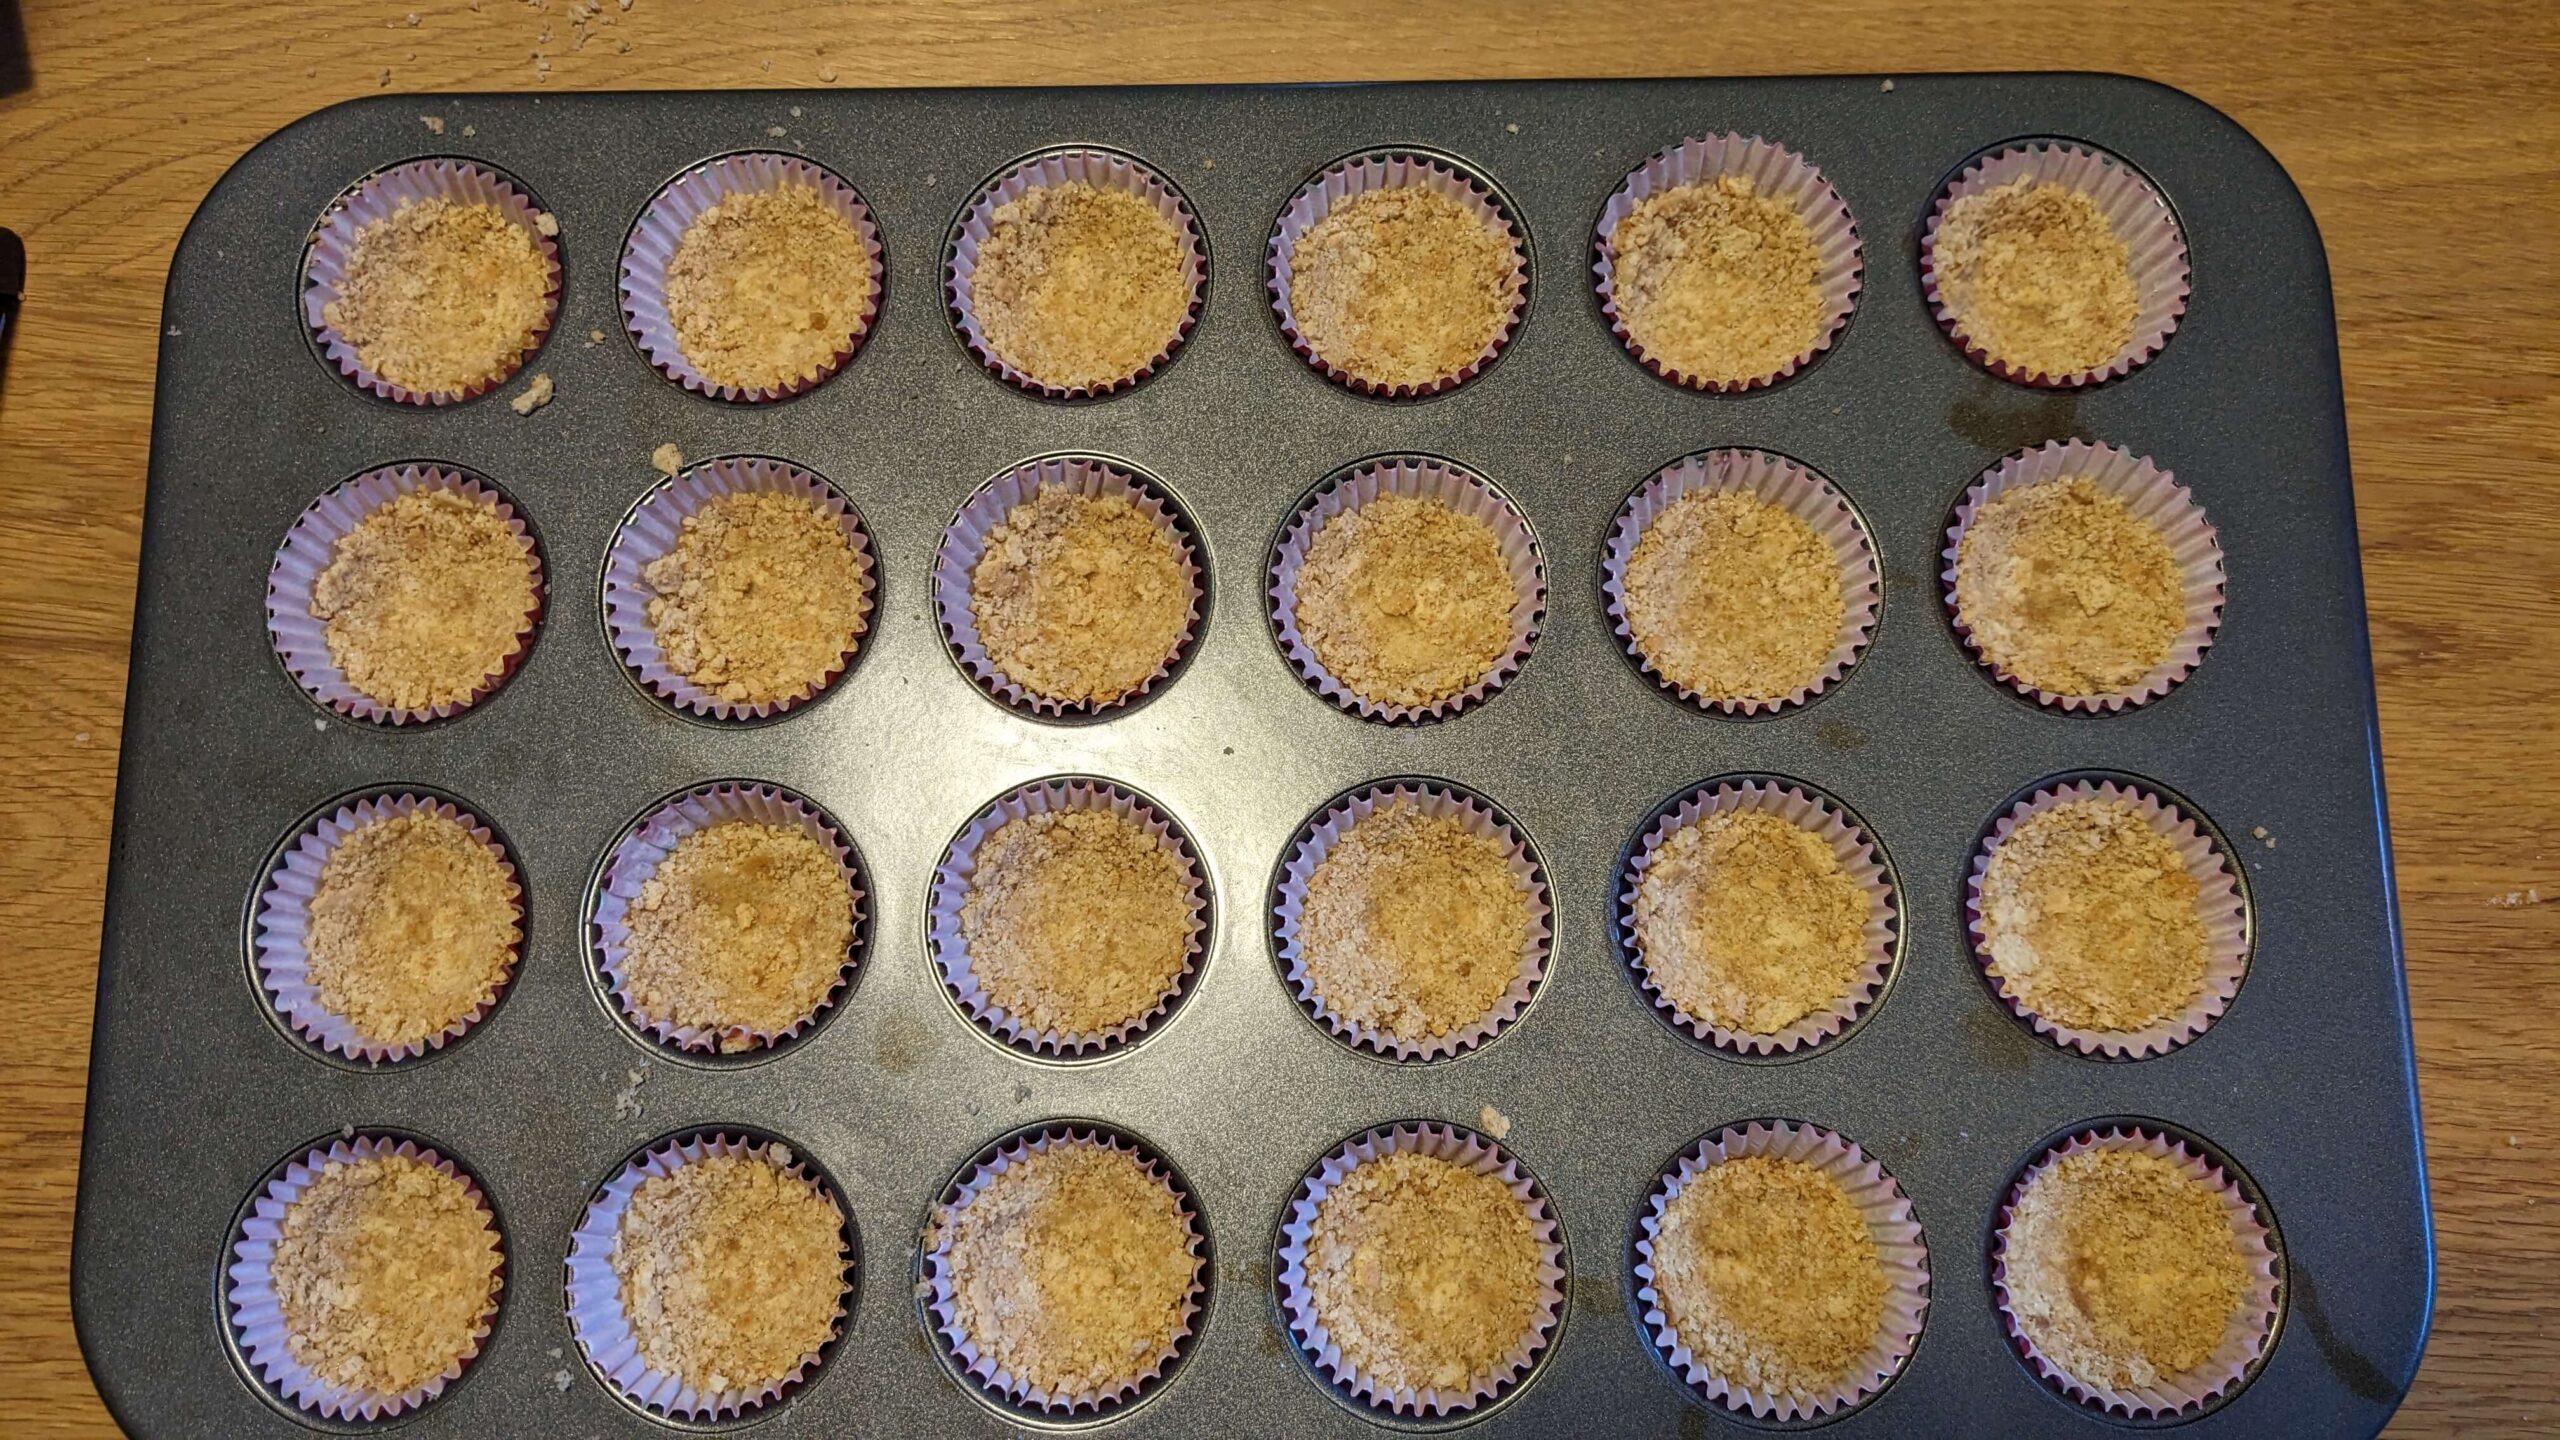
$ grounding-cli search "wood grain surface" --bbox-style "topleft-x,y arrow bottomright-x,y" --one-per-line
1,1 -> 2552,1433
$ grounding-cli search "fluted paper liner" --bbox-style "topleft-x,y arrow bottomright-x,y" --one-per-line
1968,779 -> 2251,1058
947,149 -> 1207,397
254,792 -> 523,1064
1921,142 -> 2191,388
1275,782 -> 1552,1062
934,457 -> 1205,718
1277,1121 -> 1566,1417
929,778 -> 1209,1056
604,456 -> 878,720
591,783 -> 865,1054
1620,780 -> 1898,1056
566,1132 -> 850,1421
1270,457 -> 1545,724
1945,441 -> 2223,712
302,158 -> 561,405
266,464 -> 544,726
1994,1127 -> 2281,1417
1593,134 -> 1863,392
1602,448 -> 1881,714
225,1135 -> 503,1422
923,1127 -> 1206,1415
1267,152 -> 1528,396
620,152 -> 885,402
1634,1120 -> 1929,1422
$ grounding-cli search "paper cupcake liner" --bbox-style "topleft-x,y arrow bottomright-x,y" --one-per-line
619,152 -> 886,402
567,1132 -> 850,1421
1275,782 -> 1552,1062
933,457 -> 1206,719
1968,779 -> 2251,1058
1269,457 -> 1546,724
604,456 -> 879,721
253,792 -> 523,1064
1993,1126 -> 2282,1417
302,159 -> 562,406
266,464 -> 545,726
928,778 -> 1210,1056
225,1135 -> 503,1422
1593,134 -> 1863,392
590,783 -> 866,1055
946,149 -> 1208,398
923,1126 -> 1207,1415
1266,152 -> 1529,397
1619,780 -> 1898,1056
1634,1120 -> 1929,1422
1921,142 -> 2191,388
1943,440 -> 2224,713
1277,1121 -> 1566,1417
1602,449 -> 1881,715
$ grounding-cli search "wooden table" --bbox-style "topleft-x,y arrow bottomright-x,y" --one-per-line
2,2 -> 2551,1432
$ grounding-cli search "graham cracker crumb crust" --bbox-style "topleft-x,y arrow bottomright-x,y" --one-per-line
971,181 -> 1192,390
321,195 -> 552,395
665,182 -> 873,393
1292,493 -> 1517,710
1980,798 -> 2208,1033
935,1140 -> 1198,1398
1955,477 -> 2184,697
618,819 -> 855,1049
2004,1147 -> 2252,1393
1609,175 -> 1828,385
1287,185 -> 1521,388
1303,1150 -> 1545,1394
305,810 -> 517,1049
642,490 -> 870,707
269,1154 -> 502,1398
958,807 -> 1195,1038
1623,489 -> 1845,702
1297,801 -> 1533,1045
310,488 -> 536,713
611,1151 -> 846,1395
1652,1155 -> 1888,1400
969,487 -> 1191,707
1934,176 -> 2139,377
1633,809 -> 1871,1036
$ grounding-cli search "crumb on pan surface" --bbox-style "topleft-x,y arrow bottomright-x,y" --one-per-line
642,490 -> 869,706
665,182 -> 872,392
1632,809 -> 1870,1036
1303,1150 -> 1544,1394
269,1153 -> 502,1397
969,487 -> 1190,706
1954,477 -> 2183,697
1286,185 -> 1520,388
971,181 -> 1191,389
310,488 -> 534,712
1933,176 -> 2138,377
321,196 -> 551,394
958,807 -> 1194,1037
1652,1154 -> 1887,1400
1980,798 -> 2207,1033
1623,489 -> 1844,701
1292,493 -> 1515,709
1297,801 -> 1531,1044
610,1151 -> 846,1395
1609,175 -> 1827,385
305,809 -> 516,1048
618,819 -> 854,1048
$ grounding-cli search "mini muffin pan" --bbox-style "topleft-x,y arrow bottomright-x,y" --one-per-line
75,76 -> 2430,1436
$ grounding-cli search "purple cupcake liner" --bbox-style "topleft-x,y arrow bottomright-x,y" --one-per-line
1266,152 -> 1528,397
1269,457 -> 1545,724
302,159 -> 562,405
1275,781 -> 1552,1062
1620,780 -> 1897,1056
1921,142 -> 2191,388
603,456 -> 878,720
929,778 -> 1209,1056
1602,448 -> 1881,715
590,783 -> 865,1055
619,152 -> 885,402
945,149 -> 1207,398
566,1132 -> 850,1421
933,457 -> 1206,718
1968,779 -> 2250,1059
923,1126 -> 1207,1415
1277,1121 -> 1566,1417
1994,1127 -> 2282,1417
225,1135 -> 503,1422
265,464 -> 544,726
253,792 -> 523,1064
1634,1120 -> 1928,1422
1945,440 -> 2225,712
1593,134 -> 1863,392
